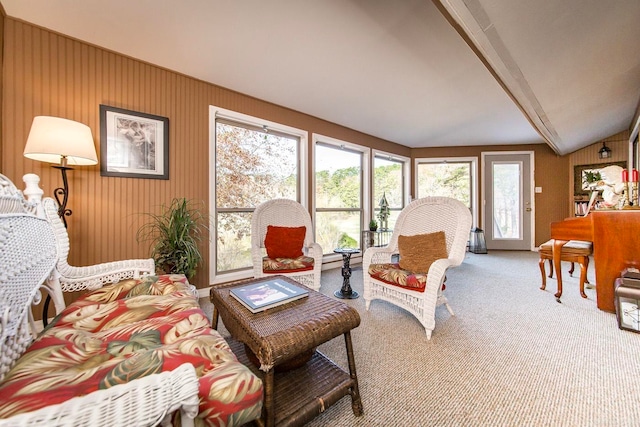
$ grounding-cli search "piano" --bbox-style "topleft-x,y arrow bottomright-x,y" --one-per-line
550,210 -> 640,312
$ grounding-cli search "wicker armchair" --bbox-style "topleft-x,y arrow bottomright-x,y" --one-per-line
363,197 -> 472,339
251,199 -> 323,290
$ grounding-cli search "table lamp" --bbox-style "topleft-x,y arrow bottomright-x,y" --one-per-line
23,116 -> 98,227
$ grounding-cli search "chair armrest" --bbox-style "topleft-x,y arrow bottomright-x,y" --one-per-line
0,363 -> 200,427
305,242 -> 323,259
427,257 -> 456,289
363,246 -> 397,273
56,258 -> 156,292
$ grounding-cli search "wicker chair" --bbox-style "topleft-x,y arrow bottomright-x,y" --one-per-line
363,197 -> 472,339
0,173 -> 200,426
251,199 -> 323,290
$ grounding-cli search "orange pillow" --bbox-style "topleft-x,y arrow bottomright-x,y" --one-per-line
398,231 -> 448,273
264,225 -> 306,259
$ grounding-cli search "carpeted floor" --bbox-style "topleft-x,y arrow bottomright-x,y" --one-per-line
201,251 -> 640,426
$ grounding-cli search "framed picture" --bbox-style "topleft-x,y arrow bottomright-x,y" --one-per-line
573,161 -> 626,196
100,105 -> 169,179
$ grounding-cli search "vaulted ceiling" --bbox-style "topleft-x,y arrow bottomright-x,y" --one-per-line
2,0 -> 640,155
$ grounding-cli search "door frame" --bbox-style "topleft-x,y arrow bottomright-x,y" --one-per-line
481,151 -> 535,251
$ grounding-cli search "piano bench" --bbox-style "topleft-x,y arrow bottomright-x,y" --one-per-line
539,239 -> 593,299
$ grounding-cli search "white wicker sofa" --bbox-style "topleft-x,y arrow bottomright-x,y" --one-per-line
0,174 -> 263,427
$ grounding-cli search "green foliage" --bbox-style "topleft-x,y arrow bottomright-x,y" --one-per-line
369,219 -> 378,230
137,198 -> 207,279
583,170 -> 602,184
338,233 -> 357,249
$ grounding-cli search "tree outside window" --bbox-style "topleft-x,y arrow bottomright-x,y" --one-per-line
215,120 -> 298,274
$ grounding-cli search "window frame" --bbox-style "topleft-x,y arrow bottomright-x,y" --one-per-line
209,105 -> 308,284
312,133 -> 370,258
372,150 -> 410,230
414,156 -> 478,227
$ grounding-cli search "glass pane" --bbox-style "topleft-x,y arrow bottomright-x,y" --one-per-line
416,162 -> 471,208
315,145 -> 361,209
216,122 -> 297,209
316,211 -> 361,254
492,163 -> 521,239
372,208 -> 399,231
216,212 -> 252,273
374,157 -> 403,209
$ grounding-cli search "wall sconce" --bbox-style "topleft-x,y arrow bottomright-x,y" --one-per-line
598,142 -> 612,159
23,116 -> 98,227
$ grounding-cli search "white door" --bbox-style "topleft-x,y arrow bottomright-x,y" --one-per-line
482,152 -> 534,250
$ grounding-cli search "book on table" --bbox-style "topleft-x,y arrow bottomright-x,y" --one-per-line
230,278 -> 309,313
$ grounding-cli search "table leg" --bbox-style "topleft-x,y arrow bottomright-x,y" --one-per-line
211,305 -> 219,330
344,331 -> 363,416
552,239 -> 567,302
263,369 -> 275,427
334,253 -> 359,299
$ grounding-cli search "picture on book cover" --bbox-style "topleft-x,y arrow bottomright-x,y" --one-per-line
230,279 -> 309,313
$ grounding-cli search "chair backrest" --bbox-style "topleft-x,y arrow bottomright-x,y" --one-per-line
251,199 -> 315,250
388,197 -> 472,267
0,174 -> 57,382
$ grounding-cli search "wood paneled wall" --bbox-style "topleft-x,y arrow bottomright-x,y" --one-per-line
0,18 -> 408,288
568,130 -> 630,211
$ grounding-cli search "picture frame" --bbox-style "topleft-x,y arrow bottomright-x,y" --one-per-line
573,161 -> 626,196
100,105 -> 169,179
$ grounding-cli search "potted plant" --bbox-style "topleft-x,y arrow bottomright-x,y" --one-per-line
137,198 -> 208,279
369,219 -> 378,231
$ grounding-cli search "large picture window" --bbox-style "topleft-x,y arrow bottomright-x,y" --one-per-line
373,154 -> 407,231
314,138 -> 368,254
415,157 -> 477,225
212,109 -> 304,279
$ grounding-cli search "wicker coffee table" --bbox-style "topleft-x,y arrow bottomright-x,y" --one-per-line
210,275 -> 363,427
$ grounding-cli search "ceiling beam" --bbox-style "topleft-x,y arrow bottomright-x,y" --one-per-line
433,0 -> 562,155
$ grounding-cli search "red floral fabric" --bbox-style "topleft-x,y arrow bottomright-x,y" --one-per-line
0,274 -> 263,426
262,255 -> 314,274
368,263 -> 427,292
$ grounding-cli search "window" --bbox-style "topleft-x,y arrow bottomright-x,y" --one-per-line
415,157 -> 477,225
373,154 -> 408,231
211,107 -> 305,281
314,136 -> 369,254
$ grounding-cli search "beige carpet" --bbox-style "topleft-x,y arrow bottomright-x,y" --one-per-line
201,251 -> 640,426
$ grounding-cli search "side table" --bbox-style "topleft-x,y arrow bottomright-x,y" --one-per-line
333,248 -> 360,299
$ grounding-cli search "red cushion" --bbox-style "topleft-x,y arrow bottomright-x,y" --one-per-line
264,225 -> 306,259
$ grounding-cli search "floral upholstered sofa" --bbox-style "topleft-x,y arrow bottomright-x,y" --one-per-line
0,174 -> 263,426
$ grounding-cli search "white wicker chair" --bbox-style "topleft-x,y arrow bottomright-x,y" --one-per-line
0,173 -> 200,427
251,199 -> 323,290
363,197 -> 472,339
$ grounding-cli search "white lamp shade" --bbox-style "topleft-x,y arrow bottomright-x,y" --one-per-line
24,116 -> 98,166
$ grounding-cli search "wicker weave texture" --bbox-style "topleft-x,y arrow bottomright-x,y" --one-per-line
251,199 -> 323,290
0,363 -> 200,427
211,276 -> 360,370
362,197 -> 472,339
0,214 -> 57,383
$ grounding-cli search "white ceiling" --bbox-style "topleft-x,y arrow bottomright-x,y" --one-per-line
2,0 -> 640,155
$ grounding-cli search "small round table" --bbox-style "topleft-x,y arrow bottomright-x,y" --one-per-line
333,248 -> 360,299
